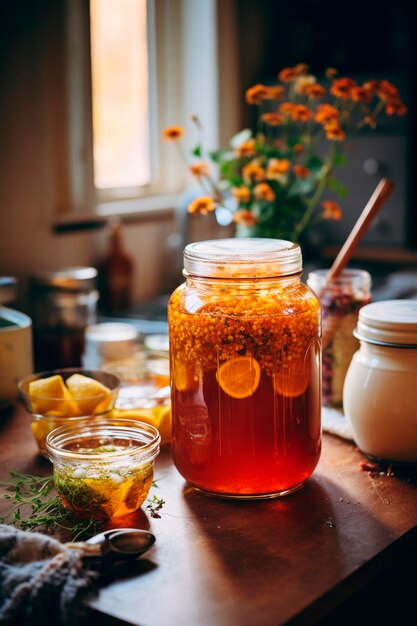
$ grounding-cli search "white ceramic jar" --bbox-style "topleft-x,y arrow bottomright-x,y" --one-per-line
343,300 -> 417,462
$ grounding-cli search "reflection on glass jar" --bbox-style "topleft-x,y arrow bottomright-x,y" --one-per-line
307,269 -> 371,408
169,239 -> 321,499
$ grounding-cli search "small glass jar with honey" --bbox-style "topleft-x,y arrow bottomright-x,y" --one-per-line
168,238 -> 321,498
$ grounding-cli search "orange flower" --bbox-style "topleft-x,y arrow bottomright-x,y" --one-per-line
235,138 -> 257,158
279,102 -> 296,116
242,161 -> 265,183
363,80 -> 380,94
377,80 -> 399,100
189,161 -> 209,177
188,196 -> 216,215
385,98 -> 407,116
304,84 -> 326,99
315,104 -> 340,125
325,67 -> 338,79
278,67 -> 298,82
324,122 -> 346,141
330,77 -> 357,99
295,75 -> 316,95
254,182 -> 275,202
294,63 -> 309,75
245,84 -> 269,105
162,126 -> 184,141
290,104 -> 311,122
350,86 -> 372,104
266,158 -> 291,178
232,186 -> 251,203
293,164 -> 310,179
260,112 -> 284,126
293,143 -> 304,154
322,200 -> 342,220
264,86 -> 285,100
233,210 -> 258,226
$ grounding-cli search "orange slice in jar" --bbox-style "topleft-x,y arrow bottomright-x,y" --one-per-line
216,356 -> 261,399
273,357 -> 310,398
174,357 -> 194,392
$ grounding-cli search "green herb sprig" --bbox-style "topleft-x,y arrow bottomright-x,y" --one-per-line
0,471 -> 165,540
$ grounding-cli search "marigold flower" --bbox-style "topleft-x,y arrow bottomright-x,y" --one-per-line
290,104 -> 311,122
293,143 -> 304,154
377,80 -> 399,100
315,104 -> 340,125
293,164 -> 310,179
162,126 -> 184,141
322,200 -> 342,220
264,86 -> 285,100
242,161 -> 265,183
279,102 -> 296,116
235,138 -> 257,158
232,186 -> 251,203
325,67 -> 338,79
330,77 -> 357,99
363,80 -> 380,93
294,63 -> 309,75
266,158 -> 291,178
260,112 -> 284,126
350,86 -> 372,104
189,161 -> 209,177
188,196 -> 216,215
278,67 -> 298,83
245,84 -> 269,105
385,98 -> 407,116
233,210 -> 258,226
324,122 -> 346,141
304,83 -> 326,99
254,182 -> 275,202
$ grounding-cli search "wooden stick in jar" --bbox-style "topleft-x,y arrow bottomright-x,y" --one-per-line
326,178 -> 395,282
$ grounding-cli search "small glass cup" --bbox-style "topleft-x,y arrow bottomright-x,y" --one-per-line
46,419 -> 160,520
307,269 -> 372,407
18,368 -> 120,455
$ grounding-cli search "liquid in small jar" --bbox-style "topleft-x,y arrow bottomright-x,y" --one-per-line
169,239 -> 321,498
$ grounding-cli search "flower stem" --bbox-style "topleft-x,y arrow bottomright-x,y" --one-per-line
291,169 -> 330,241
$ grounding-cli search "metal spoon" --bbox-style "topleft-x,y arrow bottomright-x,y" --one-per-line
68,528 -> 156,564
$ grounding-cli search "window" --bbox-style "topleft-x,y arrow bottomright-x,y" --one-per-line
61,0 -> 231,223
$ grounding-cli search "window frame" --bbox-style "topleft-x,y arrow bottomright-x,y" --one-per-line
57,0 -> 229,225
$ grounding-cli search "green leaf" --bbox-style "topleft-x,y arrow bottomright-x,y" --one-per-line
333,153 -> 347,167
327,175 -> 348,198
287,178 -> 315,197
192,145 -> 202,157
306,155 -> 324,171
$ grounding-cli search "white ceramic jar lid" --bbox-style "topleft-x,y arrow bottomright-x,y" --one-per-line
355,299 -> 417,346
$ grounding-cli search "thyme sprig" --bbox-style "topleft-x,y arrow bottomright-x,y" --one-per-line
0,471 -> 164,540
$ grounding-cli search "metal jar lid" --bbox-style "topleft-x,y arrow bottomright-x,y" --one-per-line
31,267 -> 97,292
183,238 -> 302,279
354,300 -> 417,347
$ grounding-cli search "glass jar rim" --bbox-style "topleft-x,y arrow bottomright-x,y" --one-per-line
307,268 -> 372,288
45,418 -> 161,462
183,238 -> 302,278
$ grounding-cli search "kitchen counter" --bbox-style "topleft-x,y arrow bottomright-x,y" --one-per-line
1,404 -> 416,625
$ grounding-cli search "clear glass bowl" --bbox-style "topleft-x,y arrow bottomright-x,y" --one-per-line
46,419 -> 160,520
18,368 -> 120,455
105,350 -> 171,444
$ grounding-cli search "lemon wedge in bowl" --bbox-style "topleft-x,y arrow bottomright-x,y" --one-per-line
66,373 -> 111,415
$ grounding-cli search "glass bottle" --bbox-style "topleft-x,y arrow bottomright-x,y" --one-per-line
307,269 -> 371,408
168,238 -> 321,499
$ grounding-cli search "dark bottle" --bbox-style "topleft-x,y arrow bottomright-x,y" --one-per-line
99,220 -> 134,313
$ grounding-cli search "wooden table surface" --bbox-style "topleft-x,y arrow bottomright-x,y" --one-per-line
1,403 -> 417,626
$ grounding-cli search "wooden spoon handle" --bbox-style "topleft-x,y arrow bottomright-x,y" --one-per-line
326,179 -> 395,282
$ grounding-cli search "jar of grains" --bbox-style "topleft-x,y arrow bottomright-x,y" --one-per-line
168,238 -> 321,499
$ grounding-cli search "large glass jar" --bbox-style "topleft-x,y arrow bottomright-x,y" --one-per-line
168,239 -> 321,499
